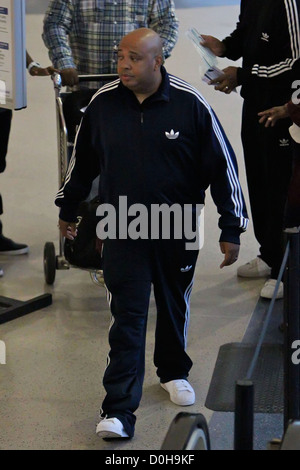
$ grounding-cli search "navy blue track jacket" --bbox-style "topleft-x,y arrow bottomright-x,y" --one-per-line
55,67 -> 248,244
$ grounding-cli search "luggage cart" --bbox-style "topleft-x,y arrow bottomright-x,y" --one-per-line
43,73 -> 118,286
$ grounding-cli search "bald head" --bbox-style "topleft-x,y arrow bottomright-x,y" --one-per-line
117,28 -> 164,102
119,28 -> 164,58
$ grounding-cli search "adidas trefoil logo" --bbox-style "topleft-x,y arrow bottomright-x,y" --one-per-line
261,32 -> 269,42
279,138 -> 289,147
180,265 -> 193,273
165,129 -> 179,140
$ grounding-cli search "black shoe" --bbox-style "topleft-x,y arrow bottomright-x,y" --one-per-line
0,235 -> 29,255
0,267 -> 3,277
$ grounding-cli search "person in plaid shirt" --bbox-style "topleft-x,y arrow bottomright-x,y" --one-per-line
42,0 -> 179,87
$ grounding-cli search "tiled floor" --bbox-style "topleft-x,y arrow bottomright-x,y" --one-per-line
0,3 -> 282,450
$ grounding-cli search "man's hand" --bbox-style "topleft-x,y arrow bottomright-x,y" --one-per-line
29,65 -> 58,77
60,68 -> 79,87
258,104 -> 289,127
58,219 -> 77,240
209,66 -> 238,94
219,241 -> 240,268
200,35 -> 225,57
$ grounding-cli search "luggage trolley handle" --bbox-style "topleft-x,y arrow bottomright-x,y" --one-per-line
52,72 -> 69,260
52,73 -> 68,189
52,72 -> 119,88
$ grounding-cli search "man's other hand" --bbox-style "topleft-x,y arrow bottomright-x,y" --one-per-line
219,241 -> 240,268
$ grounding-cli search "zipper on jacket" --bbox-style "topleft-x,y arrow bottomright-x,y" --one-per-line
141,112 -> 144,124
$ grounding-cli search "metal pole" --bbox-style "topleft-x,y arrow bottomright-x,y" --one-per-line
234,380 -> 254,450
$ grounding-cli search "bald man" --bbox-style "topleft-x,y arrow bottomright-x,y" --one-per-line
56,28 -> 248,439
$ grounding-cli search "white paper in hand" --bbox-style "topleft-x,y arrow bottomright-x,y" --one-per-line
186,27 -> 218,71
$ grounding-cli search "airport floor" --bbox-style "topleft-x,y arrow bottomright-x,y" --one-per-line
0,1 -> 284,450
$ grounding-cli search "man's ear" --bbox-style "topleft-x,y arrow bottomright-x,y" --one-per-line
154,54 -> 163,70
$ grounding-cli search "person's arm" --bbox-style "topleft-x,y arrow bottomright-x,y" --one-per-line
198,102 -> 248,267
220,1 -> 245,62
257,57 -> 300,126
58,219 -> 77,240
219,241 -> 240,269
235,0 -> 300,89
258,104 -> 289,127
201,0 -> 245,60
26,51 -> 56,76
200,2 -> 244,93
148,0 -> 179,59
201,22 -> 244,62
204,0 -> 300,94
55,102 -> 100,228
257,99 -> 300,147
42,0 -> 78,85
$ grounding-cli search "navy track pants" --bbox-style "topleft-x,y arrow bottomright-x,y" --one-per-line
100,238 -> 199,437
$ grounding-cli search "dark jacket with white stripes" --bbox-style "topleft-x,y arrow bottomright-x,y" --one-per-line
222,0 -> 300,104
55,66 -> 248,244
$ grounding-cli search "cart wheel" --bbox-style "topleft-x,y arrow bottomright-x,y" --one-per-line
44,242 -> 56,285
161,412 -> 210,450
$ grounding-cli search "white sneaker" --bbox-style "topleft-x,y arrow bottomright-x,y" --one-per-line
237,257 -> 271,278
260,279 -> 284,300
161,379 -> 195,406
96,417 -> 129,439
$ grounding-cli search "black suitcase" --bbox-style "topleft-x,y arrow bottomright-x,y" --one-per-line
64,197 -> 102,270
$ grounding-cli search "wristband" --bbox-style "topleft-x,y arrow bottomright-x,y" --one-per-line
27,61 -> 41,74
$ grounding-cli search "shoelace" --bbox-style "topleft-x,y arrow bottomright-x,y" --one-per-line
173,380 -> 191,391
103,417 -> 117,423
